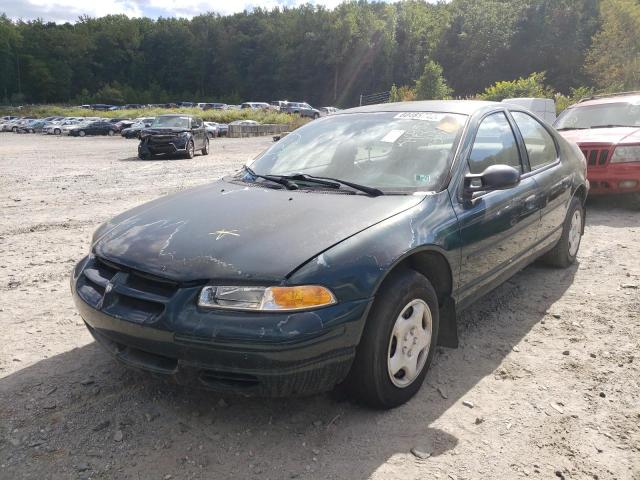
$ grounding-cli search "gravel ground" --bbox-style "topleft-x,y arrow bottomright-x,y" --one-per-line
0,134 -> 639,480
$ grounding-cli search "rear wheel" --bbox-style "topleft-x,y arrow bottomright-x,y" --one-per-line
540,196 -> 584,268
313,113 -> 320,119
108,129 -> 115,136
201,138 -> 209,155
79,130 -> 86,137
342,269 -> 439,409
54,128 -> 61,135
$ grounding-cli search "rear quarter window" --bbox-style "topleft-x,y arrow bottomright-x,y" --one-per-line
511,112 -> 558,170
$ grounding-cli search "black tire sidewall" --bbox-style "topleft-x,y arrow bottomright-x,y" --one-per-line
346,269 -> 439,409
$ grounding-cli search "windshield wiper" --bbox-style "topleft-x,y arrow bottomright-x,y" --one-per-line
279,173 -> 384,197
243,165 -> 299,190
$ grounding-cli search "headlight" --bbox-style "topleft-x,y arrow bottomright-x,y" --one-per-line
198,285 -> 337,311
610,145 -> 640,163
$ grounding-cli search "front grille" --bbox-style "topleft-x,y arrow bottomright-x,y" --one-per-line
149,135 -> 179,144
580,147 -> 610,167
77,256 -> 179,324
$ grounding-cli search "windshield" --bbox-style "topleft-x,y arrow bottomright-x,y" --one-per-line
555,102 -> 640,130
248,112 -> 467,192
151,116 -> 190,129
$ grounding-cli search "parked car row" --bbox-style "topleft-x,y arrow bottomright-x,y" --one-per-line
0,114 -> 232,140
68,101 -> 341,115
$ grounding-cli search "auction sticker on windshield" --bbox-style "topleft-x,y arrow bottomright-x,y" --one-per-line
380,130 -> 405,143
394,112 -> 447,121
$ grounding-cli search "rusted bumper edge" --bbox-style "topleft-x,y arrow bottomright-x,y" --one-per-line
72,285 -> 372,397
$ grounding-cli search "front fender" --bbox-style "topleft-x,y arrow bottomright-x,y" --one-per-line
288,192 -> 461,303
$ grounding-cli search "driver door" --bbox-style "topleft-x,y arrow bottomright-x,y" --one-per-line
452,112 -> 541,306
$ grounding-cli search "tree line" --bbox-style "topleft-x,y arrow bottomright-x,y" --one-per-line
0,0 -> 638,108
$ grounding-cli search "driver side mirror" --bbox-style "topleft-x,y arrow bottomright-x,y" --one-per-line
463,164 -> 521,199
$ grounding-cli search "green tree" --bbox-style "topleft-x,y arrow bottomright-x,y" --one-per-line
414,61 -> 452,100
478,72 -> 554,101
585,0 -> 640,91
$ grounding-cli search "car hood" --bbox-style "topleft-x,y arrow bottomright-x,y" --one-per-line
558,127 -> 640,145
93,180 -> 425,283
142,127 -> 188,135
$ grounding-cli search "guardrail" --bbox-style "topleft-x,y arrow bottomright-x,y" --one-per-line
228,123 -> 289,138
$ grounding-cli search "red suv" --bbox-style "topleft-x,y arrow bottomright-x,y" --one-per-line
555,92 -> 640,207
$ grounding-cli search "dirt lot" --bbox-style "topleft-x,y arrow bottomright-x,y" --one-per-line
0,134 -> 638,480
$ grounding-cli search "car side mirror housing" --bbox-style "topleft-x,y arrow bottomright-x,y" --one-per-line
463,164 -> 521,199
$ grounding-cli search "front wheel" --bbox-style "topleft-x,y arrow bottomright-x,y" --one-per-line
540,196 -> 584,268
54,128 -> 61,135
342,269 -> 439,409
108,129 -> 115,136
201,138 -> 209,155
79,130 -> 86,137
185,140 -> 195,159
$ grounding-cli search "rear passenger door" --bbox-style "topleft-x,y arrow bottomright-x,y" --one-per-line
452,111 -> 541,305
510,111 -> 572,242
191,117 -> 205,148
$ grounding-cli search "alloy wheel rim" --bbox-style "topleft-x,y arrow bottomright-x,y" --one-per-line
568,209 -> 582,257
387,299 -> 432,388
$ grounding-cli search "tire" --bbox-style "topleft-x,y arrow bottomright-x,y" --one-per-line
12,126 -> 17,132
629,193 -> 640,210
540,196 -> 584,268
138,152 -> 150,160
79,130 -> 86,137
342,269 -> 439,409
201,138 -> 209,155
185,140 -> 195,159
108,130 -> 115,136
313,113 -> 319,119
54,128 -> 61,135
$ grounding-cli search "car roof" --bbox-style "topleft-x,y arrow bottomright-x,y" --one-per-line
572,93 -> 640,107
337,100 -> 501,116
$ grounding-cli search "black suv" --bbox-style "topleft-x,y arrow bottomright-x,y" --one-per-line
138,115 -> 209,160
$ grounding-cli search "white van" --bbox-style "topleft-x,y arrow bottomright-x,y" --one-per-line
501,98 -> 556,124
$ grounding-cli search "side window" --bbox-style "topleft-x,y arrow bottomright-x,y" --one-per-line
192,117 -> 202,128
468,112 -> 521,174
511,112 -> 557,170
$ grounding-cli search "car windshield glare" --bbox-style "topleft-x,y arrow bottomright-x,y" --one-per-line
151,116 -> 190,129
555,102 -> 640,130
248,112 -> 467,192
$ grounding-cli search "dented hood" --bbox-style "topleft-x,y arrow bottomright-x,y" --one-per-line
93,180 -> 424,283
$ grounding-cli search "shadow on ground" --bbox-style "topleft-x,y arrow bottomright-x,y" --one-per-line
0,262 -> 578,479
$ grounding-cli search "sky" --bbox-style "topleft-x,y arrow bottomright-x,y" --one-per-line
0,0 -> 360,23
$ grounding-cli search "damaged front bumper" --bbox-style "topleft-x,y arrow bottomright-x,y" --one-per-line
71,255 -> 370,397
138,135 -> 188,156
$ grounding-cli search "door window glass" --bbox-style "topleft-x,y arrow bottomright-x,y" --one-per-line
512,112 -> 557,170
468,112 -> 521,174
